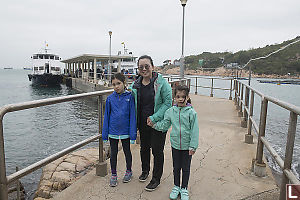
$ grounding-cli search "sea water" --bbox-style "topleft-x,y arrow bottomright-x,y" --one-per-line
0,69 -> 99,199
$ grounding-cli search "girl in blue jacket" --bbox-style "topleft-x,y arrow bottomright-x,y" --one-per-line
102,73 -> 137,187
150,85 -> 199,200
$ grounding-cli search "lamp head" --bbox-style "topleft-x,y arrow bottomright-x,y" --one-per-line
180,0 -> 187,6
109,31 -> 112,36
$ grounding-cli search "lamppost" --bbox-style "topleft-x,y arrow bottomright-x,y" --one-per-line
180,0 -> 188,79
108,31 -> 112,83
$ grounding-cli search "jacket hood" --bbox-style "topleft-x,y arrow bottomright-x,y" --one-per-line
112,90 -> 131,97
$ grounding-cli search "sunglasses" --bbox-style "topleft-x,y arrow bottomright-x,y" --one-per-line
138,64 -> 151,70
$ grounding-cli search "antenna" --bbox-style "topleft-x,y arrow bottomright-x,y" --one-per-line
44,41 -> 50,54
121,42 -> 126,54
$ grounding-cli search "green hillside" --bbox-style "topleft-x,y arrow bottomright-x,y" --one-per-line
185,36 -> 300,75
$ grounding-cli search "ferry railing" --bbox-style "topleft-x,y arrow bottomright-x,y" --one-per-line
234,79 -> 300,200
0,89 -> 114,200
164,75 -> 233,100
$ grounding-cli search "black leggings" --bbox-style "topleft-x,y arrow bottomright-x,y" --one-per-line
109,138 -> 132,174
172,147 -> 192,188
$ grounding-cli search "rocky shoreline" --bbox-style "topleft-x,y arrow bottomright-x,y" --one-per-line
33,147 -> 109,200
157,66 -> 300,79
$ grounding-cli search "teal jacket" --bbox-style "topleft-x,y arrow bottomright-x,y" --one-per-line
153,105 -> 199,151
129,72 -> 172,127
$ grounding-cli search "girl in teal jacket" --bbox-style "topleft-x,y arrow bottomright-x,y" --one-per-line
150,85 -> 199,200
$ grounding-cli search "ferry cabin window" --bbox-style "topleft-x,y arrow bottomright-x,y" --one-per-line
123,58 -> 131,62
33,55 -> 38,59
55,67 -> 60,71
44,55 -> 49,59
55,56 -> 59,60
50,55 -> 54,59
34,67 -> 38,70
39,66 -> 44,70
51,67 -> 55,71
39,55 -> 43,59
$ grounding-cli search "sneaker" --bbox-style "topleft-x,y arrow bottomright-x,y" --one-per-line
123,170 -> 132,183
180,188 -> 189,200
109,175 -> 117,187
169,185 -> 181,199
145,179 -> 160,192
138,171 -> 149,182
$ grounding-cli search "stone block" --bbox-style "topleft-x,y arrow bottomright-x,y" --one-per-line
254,161 -> 266,177
245,134 -> 253,144
57,161 -> 76,172
241,119 -> 247,128
51,171 -> 72,182
238,111 -> 243,117
96,161 -> 107,177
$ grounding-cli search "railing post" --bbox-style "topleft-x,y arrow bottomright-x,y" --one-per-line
0,118 -> 8,200
238,84 -> 243,117
234,80 -> 237,104
195,77 -> 198,95
279,111 -> 298,200
245,90 -> 254,144
229,79 -> 232,100
241,86 -> 249,127
16,166 -> 20,200
210,78 -> 214,97
96,95 -> 107,177
236,81 -> 241,109
254,97 -> 268,177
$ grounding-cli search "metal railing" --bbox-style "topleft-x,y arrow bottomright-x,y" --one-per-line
66,72 -> 137,83
234,79 -> 300,200
164,75 -> 233,100
0,89 -> 114,200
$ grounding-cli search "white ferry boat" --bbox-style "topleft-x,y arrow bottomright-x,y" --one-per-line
111,49 -> 138,77
28,45 -> 63,86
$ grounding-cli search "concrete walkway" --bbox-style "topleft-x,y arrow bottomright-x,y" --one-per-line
51,94 -> 278,200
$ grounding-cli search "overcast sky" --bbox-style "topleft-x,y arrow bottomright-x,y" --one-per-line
1,0 -> 300,68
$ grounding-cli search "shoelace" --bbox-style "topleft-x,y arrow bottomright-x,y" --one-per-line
181,189 -> 188,195
125,171 -> 132,175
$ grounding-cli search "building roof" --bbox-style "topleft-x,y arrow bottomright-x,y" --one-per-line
61,54 -> 137,63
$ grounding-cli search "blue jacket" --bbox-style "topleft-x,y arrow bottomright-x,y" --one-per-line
102,91 -> 137,141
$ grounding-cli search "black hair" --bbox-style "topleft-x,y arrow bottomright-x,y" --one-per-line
111,73 -> 126,89
174,85 -> 191,104
137,55 -> 154,67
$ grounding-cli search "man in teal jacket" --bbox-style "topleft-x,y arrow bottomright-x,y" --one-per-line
129,55 -> 172,191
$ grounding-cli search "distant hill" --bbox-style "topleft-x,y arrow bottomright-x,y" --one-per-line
184,36 -> 300,75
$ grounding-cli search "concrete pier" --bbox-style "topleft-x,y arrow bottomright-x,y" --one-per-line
50,94 -> 278,200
